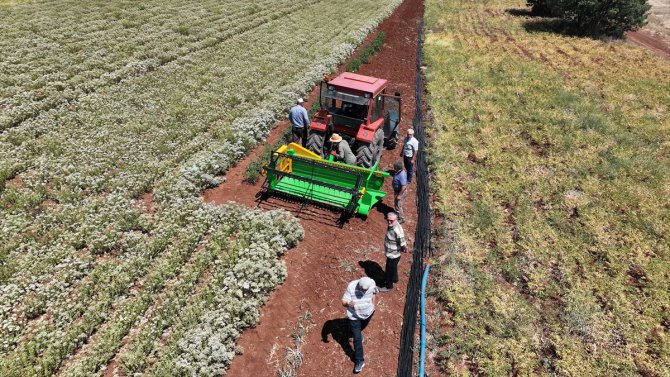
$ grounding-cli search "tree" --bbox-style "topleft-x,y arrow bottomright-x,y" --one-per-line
527,0 -> 554,16
549,0 -> 651,37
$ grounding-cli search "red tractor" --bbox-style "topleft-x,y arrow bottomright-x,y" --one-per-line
306,72 -> 401,167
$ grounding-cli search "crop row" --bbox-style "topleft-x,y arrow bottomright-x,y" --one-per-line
1,205 -> 302,376
0,0 -> 293,130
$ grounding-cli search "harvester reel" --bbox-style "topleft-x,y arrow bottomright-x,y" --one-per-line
356,128 -> 384,168
306,130 -> 326,158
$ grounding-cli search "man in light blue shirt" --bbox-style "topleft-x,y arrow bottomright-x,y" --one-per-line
288,98 -> 310,146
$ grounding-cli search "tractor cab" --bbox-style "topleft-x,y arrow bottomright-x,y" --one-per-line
307,72 -> 401,168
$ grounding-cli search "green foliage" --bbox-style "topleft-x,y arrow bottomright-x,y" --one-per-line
346,31 -> 386,72
309,99 -> 321,117
527,0 -> 554,15
553,0 -> 651,36
529,0 -> 651,36
243,127 -> 292,184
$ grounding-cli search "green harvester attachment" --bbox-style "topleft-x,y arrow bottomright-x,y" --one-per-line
261,143 -> 389,216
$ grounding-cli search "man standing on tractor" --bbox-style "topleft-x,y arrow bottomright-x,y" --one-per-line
288,98 -> 310,146
400,128 -> 419,183
391,160 -> 407,224
329,133 -> 356,165
342,276 -> 377,374
379,212 -> 407,293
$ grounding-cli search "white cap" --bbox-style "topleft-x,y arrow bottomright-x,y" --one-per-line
407,128 -> 414,135
297,98 -> 304,104
359,277 -> 374,291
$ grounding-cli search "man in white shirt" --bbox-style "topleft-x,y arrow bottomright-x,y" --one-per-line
342,276 -> 377,373
401,128 -> 419,183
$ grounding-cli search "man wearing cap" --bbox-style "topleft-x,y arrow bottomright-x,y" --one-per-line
329,133 -> 356,165
391,160 -> 407,224
379,212 -> 407,293
288,98 -> 310,146
342,276 -> 377,373
400,128 -> 419,183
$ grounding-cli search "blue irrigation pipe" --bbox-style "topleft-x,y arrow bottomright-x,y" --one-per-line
419,264 -> 431,377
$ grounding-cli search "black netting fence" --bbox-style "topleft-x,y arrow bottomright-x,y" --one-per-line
397,19 -> 431,377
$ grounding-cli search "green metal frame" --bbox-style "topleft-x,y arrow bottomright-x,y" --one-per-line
262,144 -> 388,216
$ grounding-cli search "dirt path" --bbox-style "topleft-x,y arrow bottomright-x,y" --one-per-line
202,0 -> 424,376
627,29 -> 670,59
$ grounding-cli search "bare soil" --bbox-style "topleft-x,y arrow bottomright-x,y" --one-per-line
626,29 -> 670,59
202,0 -> 424,376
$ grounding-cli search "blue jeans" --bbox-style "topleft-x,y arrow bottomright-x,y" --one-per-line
403,156 -> 414,183
385,256 -> 400,289
350,313 -> 373,363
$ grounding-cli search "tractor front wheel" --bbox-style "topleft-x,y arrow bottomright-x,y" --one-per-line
356,128 -> 384,168
306,130 -> 325,157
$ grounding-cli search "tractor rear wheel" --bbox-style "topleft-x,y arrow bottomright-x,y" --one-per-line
356,128 -> 384,168
306,131 -> 325,157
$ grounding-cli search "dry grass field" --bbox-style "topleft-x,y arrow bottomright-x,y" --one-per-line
425,0 -> 670,375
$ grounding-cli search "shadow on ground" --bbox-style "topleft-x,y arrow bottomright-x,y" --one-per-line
373,201 -> 394,217
359,260 -> 385,286
321,315 -> 374,362
321,318 -> 355,361
505,8 -> 535,17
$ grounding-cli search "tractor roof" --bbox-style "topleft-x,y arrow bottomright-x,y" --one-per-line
329,72 -> 387,96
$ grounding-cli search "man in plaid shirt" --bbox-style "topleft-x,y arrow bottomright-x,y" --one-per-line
379,212 -> 407,292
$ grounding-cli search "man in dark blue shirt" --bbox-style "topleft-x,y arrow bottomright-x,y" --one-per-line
391,160 -> 407,224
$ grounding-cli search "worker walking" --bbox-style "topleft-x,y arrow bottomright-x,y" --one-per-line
400,128 -> 419,183
329,133 -> 356,165
288,98 -> 310,146
342,276 -> 377,374
391,160 -> 407,224
379,212 -> 407,293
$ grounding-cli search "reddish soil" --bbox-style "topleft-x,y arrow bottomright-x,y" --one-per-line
626,29 -> 670,59
202,0 -> 425,376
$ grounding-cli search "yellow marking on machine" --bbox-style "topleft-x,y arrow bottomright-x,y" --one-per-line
277,143 -> 387,177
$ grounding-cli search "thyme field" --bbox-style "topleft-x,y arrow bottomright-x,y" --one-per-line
425,0 -> 670,375
0,0 -> 402,375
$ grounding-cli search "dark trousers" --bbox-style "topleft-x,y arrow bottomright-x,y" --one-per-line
385,256 -> 400,289
403,155 -> 414,183
291,127 -> 304,146
350,312 -> 374,363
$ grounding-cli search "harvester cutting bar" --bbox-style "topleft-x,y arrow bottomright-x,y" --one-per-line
261,143 -> 388,216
